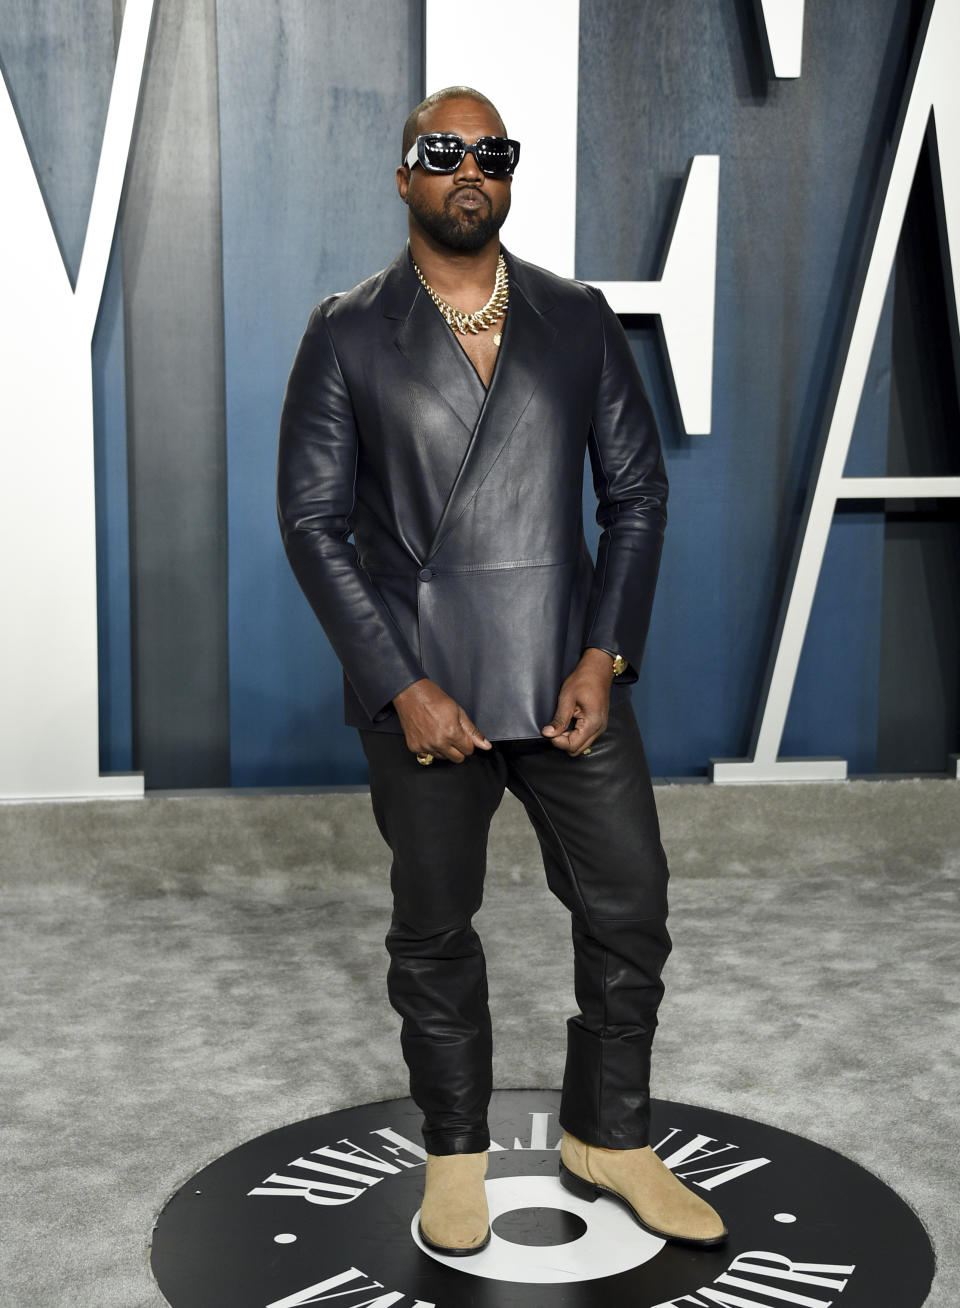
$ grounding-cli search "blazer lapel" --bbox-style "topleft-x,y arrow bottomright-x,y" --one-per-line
385,249 -> 487,435
426,251 -> 558,559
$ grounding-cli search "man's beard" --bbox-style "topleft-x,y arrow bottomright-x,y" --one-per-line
408,186 -> 510,252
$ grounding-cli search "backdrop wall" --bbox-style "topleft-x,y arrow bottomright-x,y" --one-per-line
1,0 -> 956,789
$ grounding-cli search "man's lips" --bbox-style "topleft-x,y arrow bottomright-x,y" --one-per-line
449,188 -> 488,211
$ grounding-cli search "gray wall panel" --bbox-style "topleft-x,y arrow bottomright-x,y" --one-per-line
93,235 -> 134,774
217,0 -> 423,785
0,0 -> 114,282
878,134 -> 960,772
122,0 -> 230,787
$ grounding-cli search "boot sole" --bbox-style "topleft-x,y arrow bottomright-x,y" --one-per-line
417,1221 -> 491,1257
558,1161 -> 728,1249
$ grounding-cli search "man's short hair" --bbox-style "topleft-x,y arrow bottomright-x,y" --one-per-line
401,87 -> 507,162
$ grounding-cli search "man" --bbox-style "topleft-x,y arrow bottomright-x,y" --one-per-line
277,86 -> 726,1258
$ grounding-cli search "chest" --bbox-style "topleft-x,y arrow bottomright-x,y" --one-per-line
452,315 -> 504,389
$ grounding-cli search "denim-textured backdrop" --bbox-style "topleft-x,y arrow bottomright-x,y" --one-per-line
2,0 -> 955,786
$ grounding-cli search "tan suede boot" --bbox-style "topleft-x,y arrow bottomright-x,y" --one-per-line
559,1132 -> 727,1247
418,1151 -> 490,1256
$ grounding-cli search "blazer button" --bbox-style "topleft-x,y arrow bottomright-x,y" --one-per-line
417,567 -> 434,581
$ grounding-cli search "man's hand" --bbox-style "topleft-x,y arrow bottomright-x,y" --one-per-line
541,648 -> 615,755
393,678 -> 492,763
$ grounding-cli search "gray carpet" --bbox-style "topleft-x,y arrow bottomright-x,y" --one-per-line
2,779 -> 957,1306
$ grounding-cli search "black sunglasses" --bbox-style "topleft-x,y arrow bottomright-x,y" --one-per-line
404,133 -> 521,178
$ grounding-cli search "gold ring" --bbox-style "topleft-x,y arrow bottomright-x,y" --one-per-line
416,752 -> 435,766
581,747 -> 591,756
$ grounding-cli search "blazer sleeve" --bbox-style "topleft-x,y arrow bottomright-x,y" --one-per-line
277,304 -> 425,720
581,288 -> 669,680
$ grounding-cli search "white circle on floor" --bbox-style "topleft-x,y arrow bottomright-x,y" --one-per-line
273,1233 -> 297,1244
412,1174 -> 664,1283
774,1212 -> 797,1223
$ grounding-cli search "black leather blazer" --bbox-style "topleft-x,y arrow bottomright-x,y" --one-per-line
277,244 -> 668,740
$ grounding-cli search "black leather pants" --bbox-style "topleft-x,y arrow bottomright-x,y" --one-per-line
360,698 -> 671,1156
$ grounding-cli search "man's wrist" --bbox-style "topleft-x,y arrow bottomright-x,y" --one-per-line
393,676 -> 431,707
581,646 -> 623,679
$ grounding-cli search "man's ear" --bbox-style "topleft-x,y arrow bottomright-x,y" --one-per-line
396,165 -> 410,203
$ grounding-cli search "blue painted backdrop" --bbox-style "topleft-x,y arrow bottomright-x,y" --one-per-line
2,0 -> 939,786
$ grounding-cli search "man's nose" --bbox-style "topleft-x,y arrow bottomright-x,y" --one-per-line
453,145 -> 483,182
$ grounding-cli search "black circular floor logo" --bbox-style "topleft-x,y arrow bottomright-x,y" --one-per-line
151,1091 -> 934,1307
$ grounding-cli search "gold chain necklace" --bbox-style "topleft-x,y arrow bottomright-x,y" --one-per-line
413,254 -> 509,338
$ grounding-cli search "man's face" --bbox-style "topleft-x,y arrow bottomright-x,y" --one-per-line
397,97 -> 512,252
